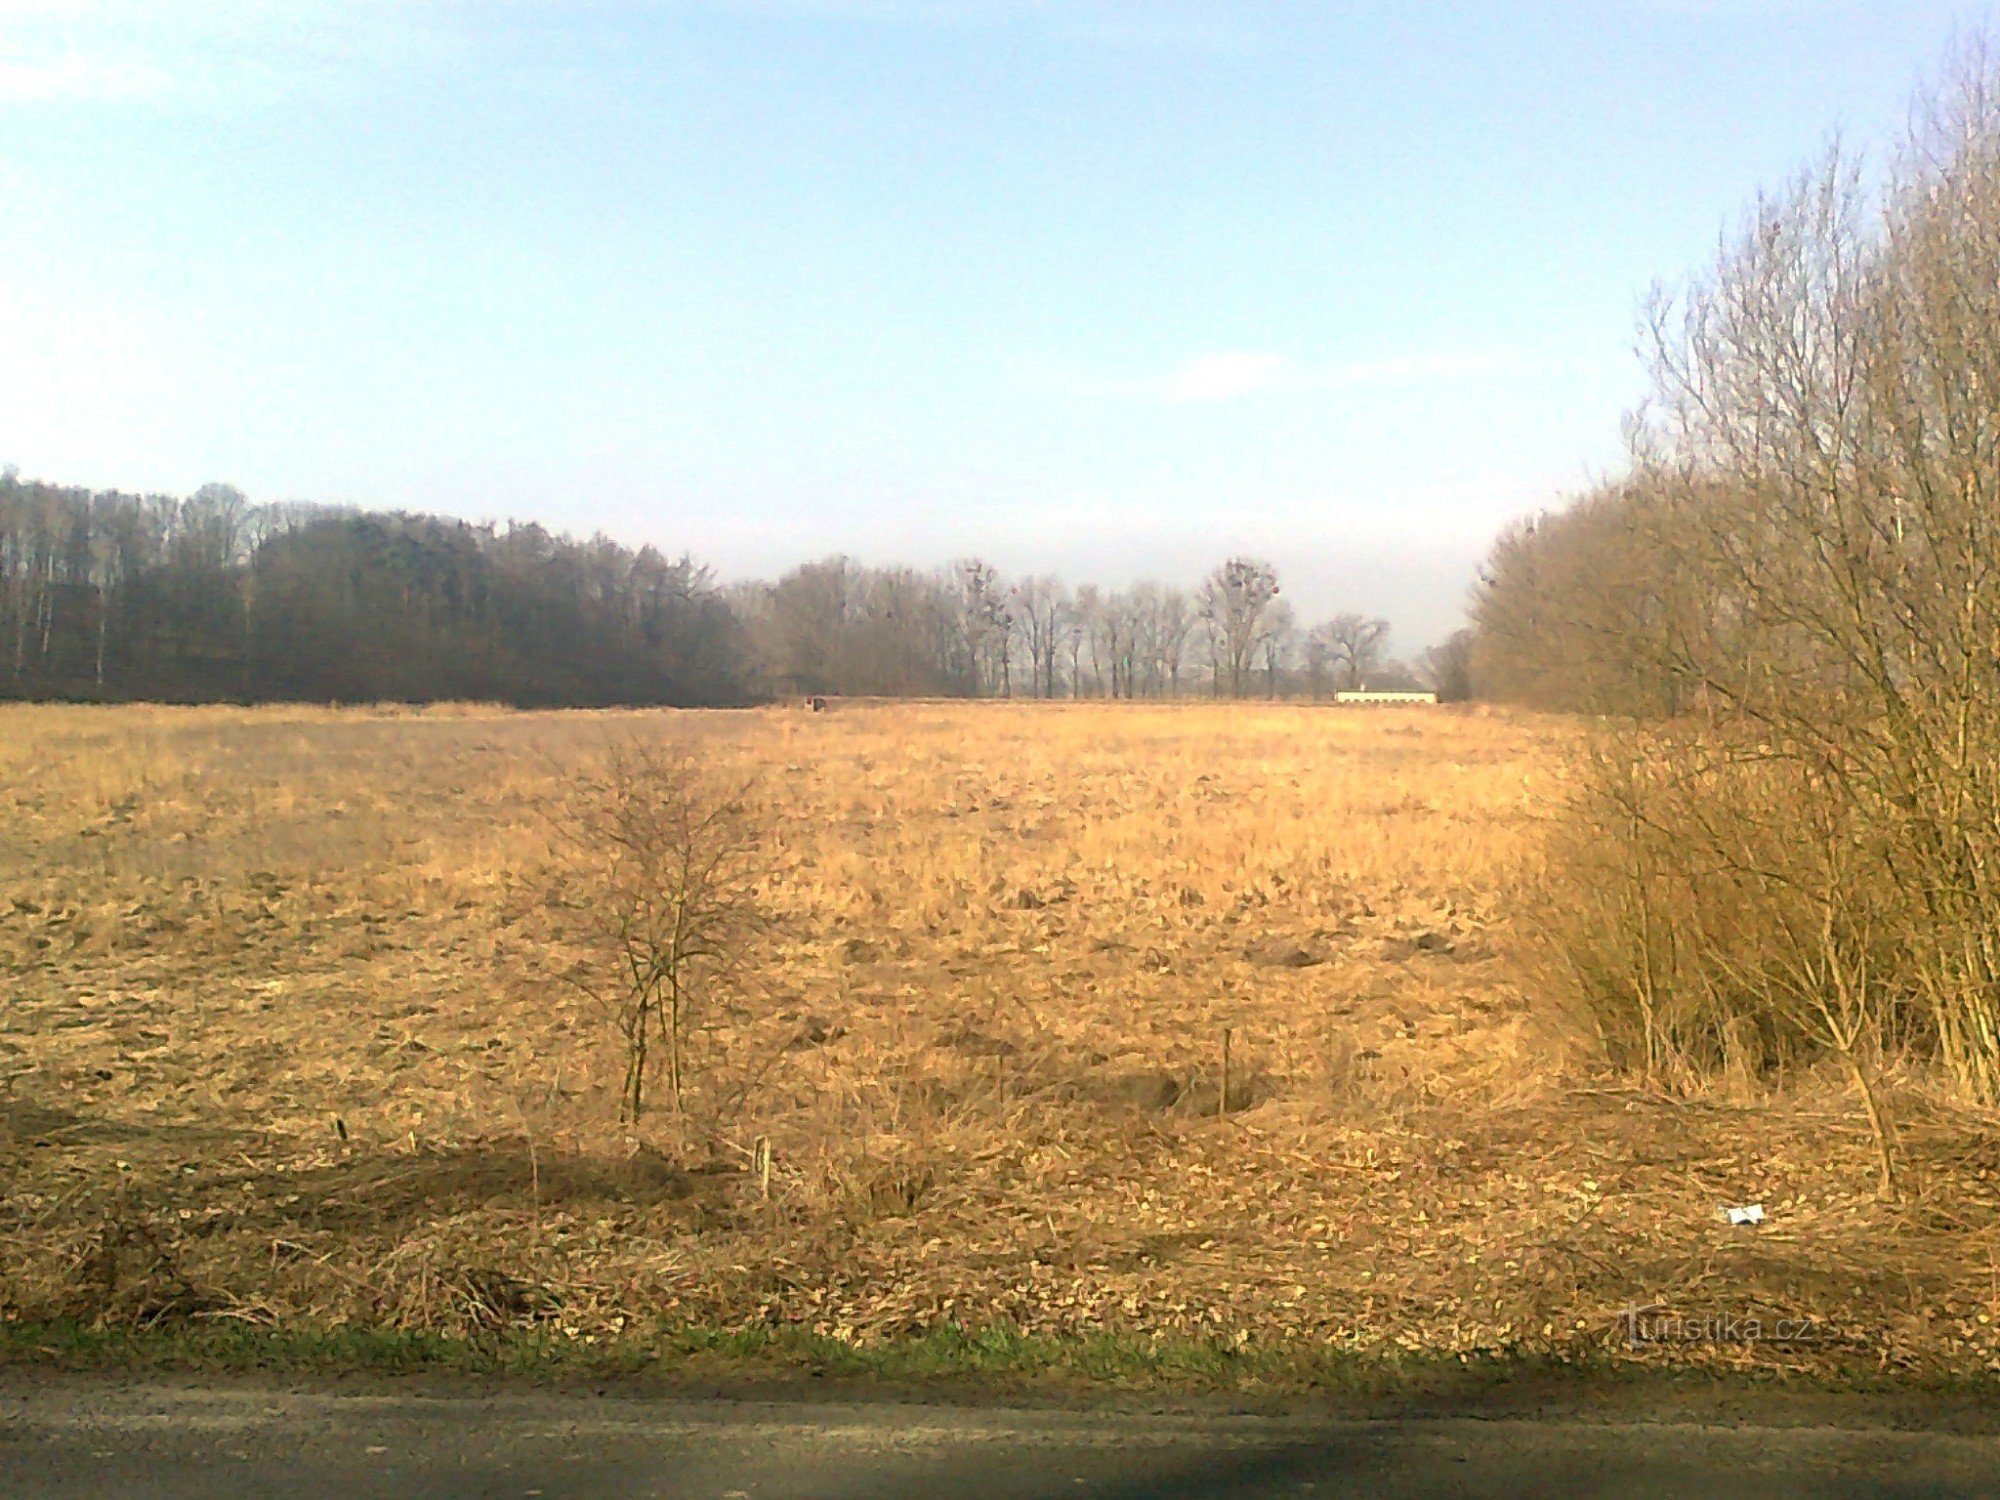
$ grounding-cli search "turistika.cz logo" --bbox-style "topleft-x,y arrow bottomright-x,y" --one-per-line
1621,1305 -> 1829,1348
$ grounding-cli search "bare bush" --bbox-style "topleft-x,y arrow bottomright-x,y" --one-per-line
542,743 -> 767,1124
1536,736 -> 1909,1194
1491,40 -> 2000,1185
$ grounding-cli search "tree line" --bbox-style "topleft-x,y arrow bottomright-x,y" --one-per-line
0,477 -> 745,706
734,553 -> 1465,702
0,472 -> 1460,706
1464,36 -> 2000,1187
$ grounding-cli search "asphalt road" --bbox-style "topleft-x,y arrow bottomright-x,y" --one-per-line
3,1376 -> 1999,1498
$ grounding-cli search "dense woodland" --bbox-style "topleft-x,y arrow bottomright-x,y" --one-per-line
0,478 -> 746,706
0,472 -> 1461,706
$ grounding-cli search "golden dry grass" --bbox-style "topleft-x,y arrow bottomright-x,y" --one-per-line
4,699 -> 2000,1378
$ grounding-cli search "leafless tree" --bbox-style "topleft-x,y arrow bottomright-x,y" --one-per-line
1071,583 -> 1101,697
1419,627 -> 1476,702
1313,613 -> 1389,690
1087,587 -> 1138,698
544,745 -> 767,1123
755,556 -> 854,696
1010,575 -> 1070,699
954,558 -> 1013,696
1261,600 -> 1297,698
1197,558 -> 1281,697
1482,37 -> 2000,1172
1145,583 -> 1195,697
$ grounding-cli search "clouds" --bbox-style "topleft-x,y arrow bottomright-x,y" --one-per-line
1165,351 -> 1291,402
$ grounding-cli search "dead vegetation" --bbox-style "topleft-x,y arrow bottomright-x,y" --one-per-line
3,700 -> 1999,1379
536,744 -> 767,1124
1477,42 -> 2000,1211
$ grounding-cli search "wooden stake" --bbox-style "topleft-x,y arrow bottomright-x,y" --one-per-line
754,1135 -> 772,1200
1220,1026 -> 1233,1119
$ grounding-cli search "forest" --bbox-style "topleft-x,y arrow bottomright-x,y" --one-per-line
0,474 -> 1459,706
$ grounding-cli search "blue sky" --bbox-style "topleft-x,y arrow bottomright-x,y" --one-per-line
0,1 -> 1978,647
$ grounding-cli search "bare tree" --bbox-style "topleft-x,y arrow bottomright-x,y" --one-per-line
1419,627 -> 1476,702
954,558 -> 1013,696
1151,583 -> 1195,697
1314,613 -> 1389,690
545,745 -> 767,1123
1071,583 -> 1102,697
755,557 -> 854,696
1197,558 -> 1281,697
1261,600 -> 1297,698
1010,575 -> 1070,699
1088,587 -> 1138,698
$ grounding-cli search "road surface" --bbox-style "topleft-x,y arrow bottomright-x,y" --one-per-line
3,1375 -> 1998,1497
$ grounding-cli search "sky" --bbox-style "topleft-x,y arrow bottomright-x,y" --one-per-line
0,1 -> 1981,648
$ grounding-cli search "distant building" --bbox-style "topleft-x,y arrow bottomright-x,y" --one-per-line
1334,690 -> 1438,705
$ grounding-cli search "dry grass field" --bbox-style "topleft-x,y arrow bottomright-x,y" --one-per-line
5,700 -> 2000,1381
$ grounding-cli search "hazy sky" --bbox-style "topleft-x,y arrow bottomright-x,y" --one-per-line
0,2 -> 1977,647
